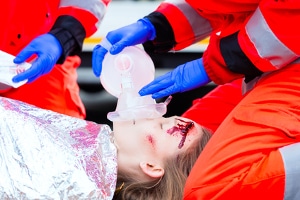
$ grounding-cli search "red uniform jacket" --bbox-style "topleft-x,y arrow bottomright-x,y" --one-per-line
184,64 -> 300,199
144,0 -> 300,84
142,1 -> 300,198
182,79 -> 243,133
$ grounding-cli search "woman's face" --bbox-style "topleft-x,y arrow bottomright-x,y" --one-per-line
113,116 -> 204,177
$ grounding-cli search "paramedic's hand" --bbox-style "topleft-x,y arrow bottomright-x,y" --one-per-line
139,58 -> 211,99
92,18 -> 156,77
12,33 -> 62,83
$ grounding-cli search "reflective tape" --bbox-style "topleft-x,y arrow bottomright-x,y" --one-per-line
279,143 -> 300,200
60,0 -> 107,27
291,57 -> 300,64
165,0 -> 212,43
245,8 -> 298,69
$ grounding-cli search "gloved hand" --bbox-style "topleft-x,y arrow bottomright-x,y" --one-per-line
139,58 -> 211,99
92,18 -> 156,77
12,33 -> 63,83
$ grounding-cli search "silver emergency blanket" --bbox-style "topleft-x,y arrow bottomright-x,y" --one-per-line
0,97 -> 117,199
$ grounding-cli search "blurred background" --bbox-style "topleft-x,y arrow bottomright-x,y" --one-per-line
78,0 -> 216,127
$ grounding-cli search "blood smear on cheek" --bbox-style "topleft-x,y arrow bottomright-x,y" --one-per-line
146,134 -> 156,149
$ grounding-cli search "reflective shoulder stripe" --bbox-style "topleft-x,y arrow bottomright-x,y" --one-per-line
279,143 -> 300,200
59,0 -> 107,27
245,7 -> 298,69
291,57 -> 300,64
164,0 -> 212,43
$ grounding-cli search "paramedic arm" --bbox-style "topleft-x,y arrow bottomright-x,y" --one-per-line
184,65 -> 300,199
12,15 -> 85,83
13,0 -> 110,83
92,0 -> 212,77
205,1 -> 300,84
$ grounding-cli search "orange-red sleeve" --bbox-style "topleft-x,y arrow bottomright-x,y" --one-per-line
182,79 -> 243,133
184,64 -> 300,199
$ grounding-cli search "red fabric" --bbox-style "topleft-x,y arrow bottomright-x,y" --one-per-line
203,34 -> 244,84
184,63 -> 300,199
155,0 -> 259,84
0,1 -> 60,55
237,20 -> 277,72
157,0 -> 300,84
187,0 -> 258,35
156,2 -> 195,50
256,1 -> 300,55
182,79 -> 243,133
58,7 -> 98,37
238,1 -> 300,72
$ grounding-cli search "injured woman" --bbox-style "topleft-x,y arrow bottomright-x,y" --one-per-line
0,94 -> 210,200
5,44 -> 300,199
3,65 -> 300,199
0,46 -> 214,199
0,46 -> 213,200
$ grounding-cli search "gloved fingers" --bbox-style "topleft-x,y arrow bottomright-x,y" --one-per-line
151,85 -> 177,99
99,37 -> 112,51
13,46 -> 36,64
109,34 -> 146,54
12,57 -> 45,83
26,73 -> 42,83
139,73 -> 173,96
105,31 -> 124,53
12,65 -> 38,83
110,42 -> 127,55
92,45 -> 108,77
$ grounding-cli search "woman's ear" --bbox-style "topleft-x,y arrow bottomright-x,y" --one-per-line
139,161 -> 165,178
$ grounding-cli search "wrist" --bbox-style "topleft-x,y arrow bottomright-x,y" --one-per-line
50,15 -> 86,63
138,18 -> 156,40
196,58 -> 211,85
48,29 -> 73,64
220,32 -> 262,82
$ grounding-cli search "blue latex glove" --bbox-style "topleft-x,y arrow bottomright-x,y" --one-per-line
139,58 -> 211,99
92,18 -> 156,77
12,33 -> 62,83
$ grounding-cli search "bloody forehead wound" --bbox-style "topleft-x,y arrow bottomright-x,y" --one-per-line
176,118 -> 194,149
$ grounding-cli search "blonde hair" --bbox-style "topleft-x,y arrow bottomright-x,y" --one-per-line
113,127 -> 212,200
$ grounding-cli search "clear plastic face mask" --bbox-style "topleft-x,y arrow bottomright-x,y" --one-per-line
100,46 -> 170,121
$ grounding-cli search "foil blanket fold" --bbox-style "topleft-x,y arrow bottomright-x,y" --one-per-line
0,97 -> 117,199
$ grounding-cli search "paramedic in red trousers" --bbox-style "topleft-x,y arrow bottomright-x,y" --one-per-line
92,0 -> 300,198
0,0 -> 110,119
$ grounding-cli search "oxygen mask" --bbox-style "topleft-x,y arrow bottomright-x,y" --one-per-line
100,46 -> 171,121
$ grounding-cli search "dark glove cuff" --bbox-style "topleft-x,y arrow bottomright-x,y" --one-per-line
49,15 -> 86,64
220,32 -> 263,83
142,12 -> 175,53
